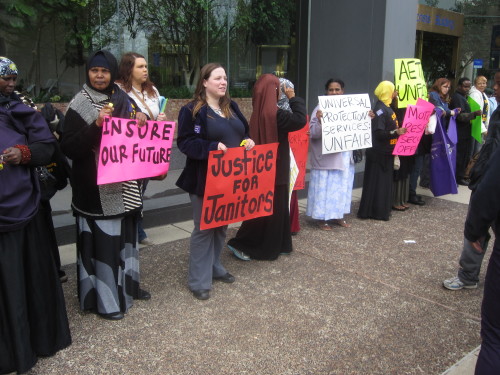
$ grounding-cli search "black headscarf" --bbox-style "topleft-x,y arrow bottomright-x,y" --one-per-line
86,50 -> 137,119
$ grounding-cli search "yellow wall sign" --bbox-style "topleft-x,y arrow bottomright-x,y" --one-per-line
394,58 -> 428,109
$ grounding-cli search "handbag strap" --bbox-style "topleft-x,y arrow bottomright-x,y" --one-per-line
131,89 -> 155,120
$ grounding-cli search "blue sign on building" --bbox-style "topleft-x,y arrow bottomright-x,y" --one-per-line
473,59 -> 483,68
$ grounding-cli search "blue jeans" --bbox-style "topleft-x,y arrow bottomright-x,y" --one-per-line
409,154 -> 424,196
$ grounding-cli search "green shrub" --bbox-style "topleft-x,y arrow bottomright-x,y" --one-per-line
229,87 -> 252,98
158,86 -> 193,99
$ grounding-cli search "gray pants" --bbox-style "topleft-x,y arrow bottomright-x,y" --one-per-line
457,191 -> 491,284
188,194 -> 228,291
458,233 -> 491,284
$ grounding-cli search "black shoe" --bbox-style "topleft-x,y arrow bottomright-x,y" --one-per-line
213,273 -> 235,283
134,289 -> 151,300
408,195 -> 425,206
192,289 -> 210,300
457,179 -> 469,186
59,272 -> 68,283
99,312 -> 124,320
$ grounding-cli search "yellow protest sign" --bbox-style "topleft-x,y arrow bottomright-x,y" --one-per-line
394,58 -> 428,108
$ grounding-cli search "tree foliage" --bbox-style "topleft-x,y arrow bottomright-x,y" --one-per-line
0,0 -> 116,96
122,0 -> 233,89
453,0 -> 500,76
248,0 -> 296,45
1,0 -> 298,93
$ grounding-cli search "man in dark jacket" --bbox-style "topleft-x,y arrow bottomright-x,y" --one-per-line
464,141 -> 500,374
443,71 -> 500,291
450,77 -> 482,185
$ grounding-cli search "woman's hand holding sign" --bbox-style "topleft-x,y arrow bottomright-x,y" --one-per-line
217,142 -> 228,153
240,138 -> 255,151
136,112 -> 147,127
396,127 -> 407,135
96,103 -> 114,127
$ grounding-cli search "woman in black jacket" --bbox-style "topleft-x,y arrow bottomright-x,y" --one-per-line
61,50 -> 150,320
176,63 -> 255,300
357,81 -> 407,221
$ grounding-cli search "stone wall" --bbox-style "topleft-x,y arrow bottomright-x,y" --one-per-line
47,98 -> 253,123
45,98 -> 253,139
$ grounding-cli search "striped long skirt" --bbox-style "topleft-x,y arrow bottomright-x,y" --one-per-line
76,213 -> 140,315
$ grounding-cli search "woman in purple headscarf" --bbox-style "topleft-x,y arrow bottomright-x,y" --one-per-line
0,56 -> 71,374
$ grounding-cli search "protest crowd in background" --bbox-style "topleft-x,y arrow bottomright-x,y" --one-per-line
2,50 -> 500,374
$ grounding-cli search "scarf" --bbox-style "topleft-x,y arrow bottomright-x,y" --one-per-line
250,74 -> 280,144
374,81 -> 395,106
86,50 -> 135,119
277,77 -> 293,113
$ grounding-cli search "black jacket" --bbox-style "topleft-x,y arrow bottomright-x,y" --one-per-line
464,143 -> 500,248
450,91 -> 477,141
371,100 -> 399,155
469,105 -> 500,190
176,101 -> 249,196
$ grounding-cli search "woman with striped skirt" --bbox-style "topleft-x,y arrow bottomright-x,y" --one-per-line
61,50 -> 151,320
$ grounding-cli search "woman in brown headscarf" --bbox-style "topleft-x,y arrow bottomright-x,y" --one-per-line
227,74 -> 307,260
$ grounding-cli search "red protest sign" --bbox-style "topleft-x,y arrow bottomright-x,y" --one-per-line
289,117 -> 309,190
201,143 -> 279,230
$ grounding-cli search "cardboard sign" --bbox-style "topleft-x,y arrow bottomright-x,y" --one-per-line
288,119 -> 309,190
395,58 -> 428,108
393,98 -> 435,156
97,116 -> 175,185
289,148 -> 298,204
201,143 -> 279,230
318,94 -> 372,154
467,96 -> 482,143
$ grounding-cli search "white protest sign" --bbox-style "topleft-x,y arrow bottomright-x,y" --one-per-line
318,94 -> 372,154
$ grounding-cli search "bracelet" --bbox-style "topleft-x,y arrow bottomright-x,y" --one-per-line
14,144 -> 32,164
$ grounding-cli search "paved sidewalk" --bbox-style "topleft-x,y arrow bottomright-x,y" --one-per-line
35,185 -> 484,374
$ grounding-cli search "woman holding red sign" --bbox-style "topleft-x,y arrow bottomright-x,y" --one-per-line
227,74 -> 307,260
61,50 -> 150,320
176,63 -> 255,300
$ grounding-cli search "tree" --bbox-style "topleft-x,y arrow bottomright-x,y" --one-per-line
453,0 -> 500,77
124,0 -> 227,90
0,0 -> 115,96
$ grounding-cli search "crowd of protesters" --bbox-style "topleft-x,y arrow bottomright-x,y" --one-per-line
1,48 -> 500,373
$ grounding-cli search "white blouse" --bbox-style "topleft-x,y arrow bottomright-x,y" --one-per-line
117,83 -> 161,120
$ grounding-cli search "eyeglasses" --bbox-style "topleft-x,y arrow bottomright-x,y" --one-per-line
0,76 -> 17,82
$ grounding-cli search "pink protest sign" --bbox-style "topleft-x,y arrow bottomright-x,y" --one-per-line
97,116 -> 176,185
393,98 -> 435,156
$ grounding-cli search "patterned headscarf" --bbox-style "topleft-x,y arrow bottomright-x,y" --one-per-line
0,57 -> 18,77
277,77 -> 294,113
374,81 -> 395,106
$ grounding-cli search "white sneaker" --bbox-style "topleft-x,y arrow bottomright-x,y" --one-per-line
443,276 -> 477,290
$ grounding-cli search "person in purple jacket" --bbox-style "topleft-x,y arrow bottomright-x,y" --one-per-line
0,56 -> 71,374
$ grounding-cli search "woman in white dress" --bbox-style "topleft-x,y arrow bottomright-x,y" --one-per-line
306,78 -> 355,230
